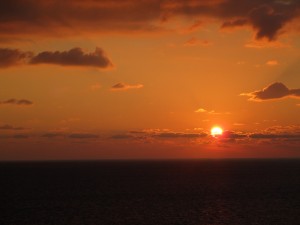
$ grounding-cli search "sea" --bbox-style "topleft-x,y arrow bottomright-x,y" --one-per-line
1,159 -> 300,225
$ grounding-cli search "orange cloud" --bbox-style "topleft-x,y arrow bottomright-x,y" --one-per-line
184,38 -> 213,47
266,60 -> 279,66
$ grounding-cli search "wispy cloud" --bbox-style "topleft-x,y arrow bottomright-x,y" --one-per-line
0,98 -> 33,106
154,132 -> 207,139
241,82 -> 300,101
0,124 -> 26,130
111,83 -> 144,91
194,108 -> 227,115
266,60 -> 279,66
41,133 -> 65,138
69,133 -> 99,139
184,38 -> 213,47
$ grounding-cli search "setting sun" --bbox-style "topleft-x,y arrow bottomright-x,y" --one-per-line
211,126 -> 223,137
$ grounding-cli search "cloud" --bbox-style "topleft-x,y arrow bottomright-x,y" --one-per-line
110,134 -> 134,139
41,133 -> 65,138
154,132 -> 207,138
111,83 -> 144,91
194,108 -> 225,115
13,134 -> 29,139
1,0 -> 300,41
249,133 -> 300,139
221,19 -> 248,29
90,83 -> 101,91
0,47 -> 113,68
0,98 -> 33,106
0,48 -> 32,68
221,131 -> 247,139
69,133 -> 99,139
266,60 -> 279,66
241,82 -> 300,101
0,124 -> 25,130
194,108 -> 207,113
30,47 -> 113,68
184,38 -> 213,47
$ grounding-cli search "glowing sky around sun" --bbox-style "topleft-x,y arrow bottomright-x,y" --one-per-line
0,0 -> 300,160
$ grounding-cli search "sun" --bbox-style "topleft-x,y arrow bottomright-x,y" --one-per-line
211,126 -> 223,137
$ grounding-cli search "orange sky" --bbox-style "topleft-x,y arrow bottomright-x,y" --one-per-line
1,0 -> 300,160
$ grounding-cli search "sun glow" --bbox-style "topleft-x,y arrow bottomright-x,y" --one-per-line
211,126 -> 223,137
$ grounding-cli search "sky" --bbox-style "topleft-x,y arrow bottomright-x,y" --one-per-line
1,0 -> 300,160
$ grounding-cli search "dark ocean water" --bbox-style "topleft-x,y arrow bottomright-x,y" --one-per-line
1,159 -> 300,225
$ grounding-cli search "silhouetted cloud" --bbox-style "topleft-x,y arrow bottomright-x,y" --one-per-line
0,124 -> 25,130
111,83 -> 144,91
0,48 -> 32,67
0,98 -> 33,106
69,133 -> 99,139
30,47 -> 113,68
1,0 -> 299,41
0,47 -> 113,69
241,82 -> 300,101
221,131 -> 247,139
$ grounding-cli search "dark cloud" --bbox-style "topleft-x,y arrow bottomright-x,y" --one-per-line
241,82 -> 300,101
0,0 -> 299,41
0,48 -> 32,67
249,5 -> 293,41
221,131 -> 247,139
0,98 -> 33,106
0,47 -> 113,68
0,124 -> 25,130
69,133 -> 99,139
111,83 -> 143,91
30,47 -> 113,68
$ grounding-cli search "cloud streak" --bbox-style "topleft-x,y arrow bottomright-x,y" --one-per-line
0,47 -> 113,68
69,133 -> 99,139
0,124 -> 26,130
0,98 -> 33,106
111,83 -> 144,91
241,82 -> 300,101
30,48 -> 113,68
